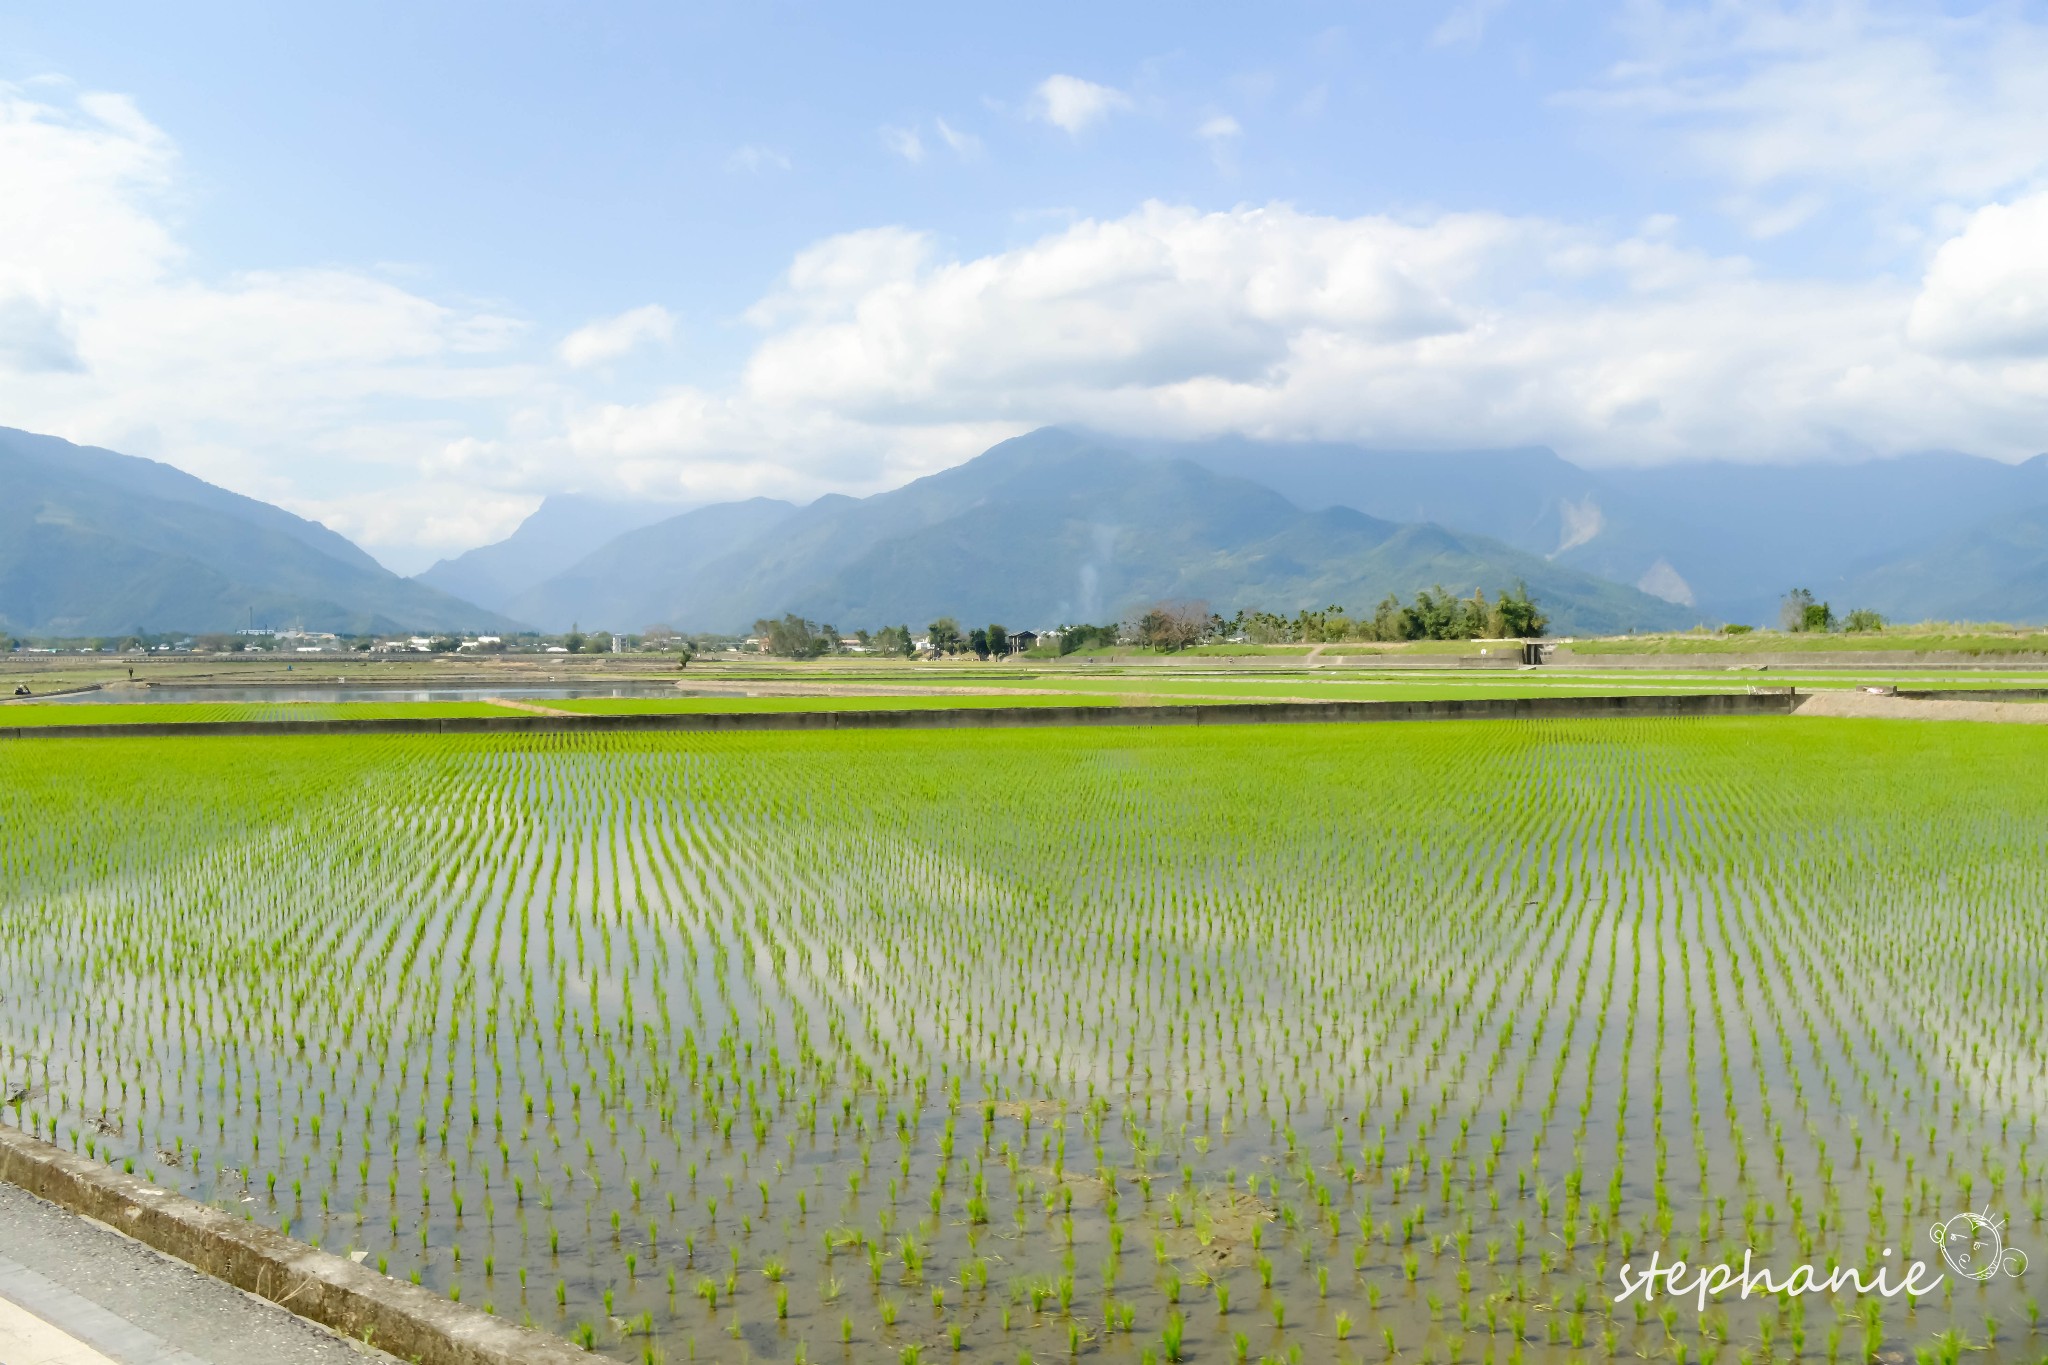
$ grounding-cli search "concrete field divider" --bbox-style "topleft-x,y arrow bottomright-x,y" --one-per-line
0,1124 -> 586,1365
0,691 -> 1799,741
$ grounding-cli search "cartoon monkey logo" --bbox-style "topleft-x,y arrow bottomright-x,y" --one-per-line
1930,1209 -> 2028,1282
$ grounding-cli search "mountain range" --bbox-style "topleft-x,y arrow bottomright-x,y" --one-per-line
415,493 -> 691,611
1159,437 -> 2048,625
0,427 -> 513,637
7,420 -> 2048,638
478,429 -> 1693,635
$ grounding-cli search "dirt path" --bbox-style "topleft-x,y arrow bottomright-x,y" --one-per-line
485,697 -> 580,717
1794,690 -> 2048,724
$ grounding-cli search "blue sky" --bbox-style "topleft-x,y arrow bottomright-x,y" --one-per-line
3,2 -> 2048,569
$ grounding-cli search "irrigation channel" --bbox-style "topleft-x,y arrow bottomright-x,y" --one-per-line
0,717 -> 2042,1363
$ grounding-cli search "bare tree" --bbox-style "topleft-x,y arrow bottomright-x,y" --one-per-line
1129,599 -> 1212,652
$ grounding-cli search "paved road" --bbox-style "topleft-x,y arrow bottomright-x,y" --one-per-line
0,1182 -> 385,1365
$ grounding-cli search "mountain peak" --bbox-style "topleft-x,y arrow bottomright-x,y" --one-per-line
0,426 -> 512,634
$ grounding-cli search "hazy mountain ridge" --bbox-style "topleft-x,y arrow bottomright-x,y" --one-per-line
415,493 -> 692,615
14,418 -> 2045,639
0,427 -> 515,636
504,497 -> 800,629
1156,435 -> 2048,625
1837,501 -> 2048,623
504,429 -> 1698,635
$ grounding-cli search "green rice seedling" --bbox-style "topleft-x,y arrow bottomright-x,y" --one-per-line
1,717 -> 2038,1361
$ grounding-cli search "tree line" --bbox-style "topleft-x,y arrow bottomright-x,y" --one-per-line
1230,582 -> 1548,645
749,583 -> 1550,658
1777,589 -> 1883,634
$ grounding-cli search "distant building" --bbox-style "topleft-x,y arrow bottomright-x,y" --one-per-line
1009,630 -> 1038,654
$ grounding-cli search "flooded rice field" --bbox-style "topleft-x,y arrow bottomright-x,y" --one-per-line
34,683 -> 719,704
0,718 -> 2042,1363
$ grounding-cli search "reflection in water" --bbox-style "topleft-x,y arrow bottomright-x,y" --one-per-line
40,685 -> 743,705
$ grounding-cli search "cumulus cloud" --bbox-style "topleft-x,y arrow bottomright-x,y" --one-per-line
0,81 -> 531,567
1032,75 -> 1133,134
557,199 -> 2048,504
557,304 -> 676,368
1907,193 -> 2048,358
12,17 -> 2048,575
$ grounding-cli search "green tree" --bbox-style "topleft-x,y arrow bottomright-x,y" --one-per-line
1842,608 -> 1884,633
1369,595 -> 1420,641
1488,582 -> 1549,638
926,618 -> 962,655
1410,586 -> 1463,640
968,627 -> 990,659
1050,623 -> 1118,654
986,624 -> 1010,657
1779,588 -> 1834,633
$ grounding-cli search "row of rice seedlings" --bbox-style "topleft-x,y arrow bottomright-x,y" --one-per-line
0,719 -> 2041,1362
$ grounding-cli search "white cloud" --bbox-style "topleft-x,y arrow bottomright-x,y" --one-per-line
307,482 -> 541,575
934,118 -> 982,160
882,125 -> 925,163
744,227 -> 933,327
1031,75 -> 1133,135
12,28 -> 2048,575
1908,193 -> 2048,358
0,81 -> 532,567
1571,2 -> 2048,223
557,199 -> 2048,504
557,304 -> 675,368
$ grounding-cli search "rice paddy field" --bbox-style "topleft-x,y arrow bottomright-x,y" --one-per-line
9,665 -> 2048,728
0,701 -> 523,726
546,695 -> 1128,715
1,717 -> 2045,1365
